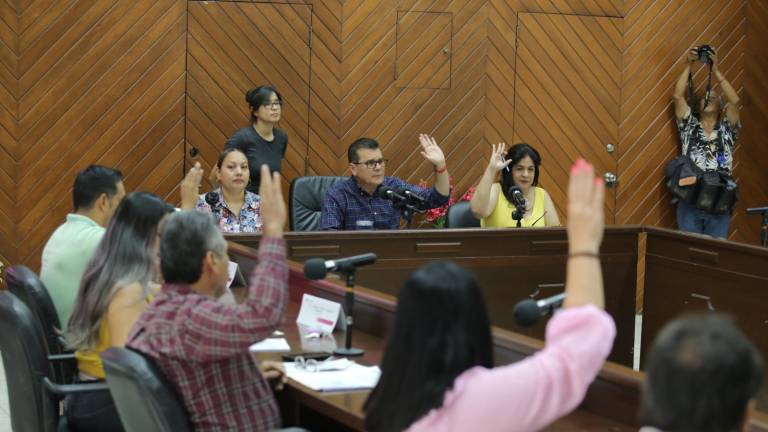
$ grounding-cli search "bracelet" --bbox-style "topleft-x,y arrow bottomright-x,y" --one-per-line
569,251 -> 599,259
435,165 -> 448,174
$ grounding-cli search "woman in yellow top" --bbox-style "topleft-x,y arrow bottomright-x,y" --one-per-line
65,192 -> 174,432
470,143 -> 560,227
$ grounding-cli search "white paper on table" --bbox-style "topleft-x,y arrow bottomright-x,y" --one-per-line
296,294 -> 343,334
227,261 -> 239,288
284,361 -> 381,392
248,338 -> 291,353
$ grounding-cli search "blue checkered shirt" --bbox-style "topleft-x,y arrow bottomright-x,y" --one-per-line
320,176 -> 450,230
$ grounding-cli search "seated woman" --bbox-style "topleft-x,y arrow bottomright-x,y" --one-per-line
65,192 -> 174,432
182,148 -> 262,233
470,142 -> 560,227
364,159 -> 615,432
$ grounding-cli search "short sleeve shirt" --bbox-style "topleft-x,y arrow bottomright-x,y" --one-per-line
224,126 -> 288,193
677,109 -> 741,174
195,188 -> 262,233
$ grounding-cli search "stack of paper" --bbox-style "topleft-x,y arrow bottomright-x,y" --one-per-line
284,361 -> 381,392
249,338 -> 291,353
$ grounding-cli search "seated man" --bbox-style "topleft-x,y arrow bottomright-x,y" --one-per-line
41,165 -> 125,327
640,314 -> 763,432
320,134 -> 451,230
128,165 -> 289,432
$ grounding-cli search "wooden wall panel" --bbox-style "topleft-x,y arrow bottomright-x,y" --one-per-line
0,0 -> 18,276
2,0 -> 187,272
185,1 -> 311,192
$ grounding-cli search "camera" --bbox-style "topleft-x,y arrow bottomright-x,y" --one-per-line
697,45 -> 713,64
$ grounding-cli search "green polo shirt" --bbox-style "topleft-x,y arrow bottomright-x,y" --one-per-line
40,214 -> 105,328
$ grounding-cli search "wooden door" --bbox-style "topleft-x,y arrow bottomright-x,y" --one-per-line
185,1 -> 311,193
514,13 -> 622,223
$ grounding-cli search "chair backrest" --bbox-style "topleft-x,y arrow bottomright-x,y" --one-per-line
445,201 -> 481,228
5,265 -> 76,384
101,347 -> 194,432
289,176 -> 347,231
0,291 -> 61,432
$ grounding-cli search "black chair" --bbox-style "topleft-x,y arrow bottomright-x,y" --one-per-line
445,201 -> 481,228
0,291 -> 108,432
101,348 -> 309,432
6,264 -> 77,384
289,176 -> 347,231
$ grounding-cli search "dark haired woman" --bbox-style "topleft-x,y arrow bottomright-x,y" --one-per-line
65,192 -> 175,431
470,142 -> 560,227
365,159 -> 614,432
220,85 -> 288,193
181,148 -> 262,233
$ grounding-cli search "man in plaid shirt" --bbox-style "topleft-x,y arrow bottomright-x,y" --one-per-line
128,165 -> 289,431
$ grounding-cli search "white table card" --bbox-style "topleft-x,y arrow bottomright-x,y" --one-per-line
296,294 -> 344,334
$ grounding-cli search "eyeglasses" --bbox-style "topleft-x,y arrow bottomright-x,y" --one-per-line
352,158 -> 388,169
262,101 -> 283,109
293,356 -> 352,373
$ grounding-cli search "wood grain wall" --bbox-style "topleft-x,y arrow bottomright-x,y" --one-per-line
0,0 -> 766,276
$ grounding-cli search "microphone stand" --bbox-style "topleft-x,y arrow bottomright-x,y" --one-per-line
333,263 -> 364,357
512,205 -> 525,228
397,203 -> 424,229
759,211 -> 768,248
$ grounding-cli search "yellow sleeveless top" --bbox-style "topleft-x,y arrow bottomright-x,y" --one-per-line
75,293 -> 153,379
481,185 -> 547,228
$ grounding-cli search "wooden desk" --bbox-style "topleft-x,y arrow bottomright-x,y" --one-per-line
227,227 -> 639,367
229,241 -> 640,431
642,227 -> 768,410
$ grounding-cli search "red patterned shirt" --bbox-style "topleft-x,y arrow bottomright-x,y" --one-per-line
127,237 -> 288,431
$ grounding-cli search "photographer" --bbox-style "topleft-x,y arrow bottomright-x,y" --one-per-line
671,45 -> 741,238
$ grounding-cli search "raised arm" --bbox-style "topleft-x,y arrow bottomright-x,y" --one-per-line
181,166 -> 289,360
673,48 -> 697,120
469,143 -> 511,219
418,134 -> 450,197
433,159 -> 614,432
711,48 -> 740,125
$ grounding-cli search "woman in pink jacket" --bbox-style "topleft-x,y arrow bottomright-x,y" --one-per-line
364,159 -> 616,432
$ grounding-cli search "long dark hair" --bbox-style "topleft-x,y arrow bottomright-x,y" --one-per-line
66,192 -> 174,350
364,261 -> 493,432
500,143 -> 541,203
245,85 -> 282,123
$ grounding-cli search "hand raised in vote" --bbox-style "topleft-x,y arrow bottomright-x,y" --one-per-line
180,162 -> 203,210
567,158 -> 605,255
485,142 -> 512,173
418,134 -> 446,169
259,360 -> 287,391
258,164 -> 286,238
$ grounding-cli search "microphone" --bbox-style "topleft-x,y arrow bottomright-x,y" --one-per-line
402,189 -> 426,204
304,253 -> 378,280
747,206 -> 768,215
204,191 -> 219,207
507,186 -> 527,208
512,293 -> 566,327
376,186 -> 407,202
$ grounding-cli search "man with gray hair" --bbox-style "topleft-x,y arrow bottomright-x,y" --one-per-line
128,165 -> 289,431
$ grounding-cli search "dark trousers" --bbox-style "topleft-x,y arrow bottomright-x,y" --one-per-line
64,387 -> 125,432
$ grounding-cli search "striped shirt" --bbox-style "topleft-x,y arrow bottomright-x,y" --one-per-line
320,176 -> 450,230
127,237 -> 288,432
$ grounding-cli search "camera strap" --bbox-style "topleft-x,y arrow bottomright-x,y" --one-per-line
688,60 -> 714,111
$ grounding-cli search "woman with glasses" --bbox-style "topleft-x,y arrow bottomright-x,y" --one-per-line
470,142 -> 560,227
364,160 -> 614,432
219,85 -> 288,193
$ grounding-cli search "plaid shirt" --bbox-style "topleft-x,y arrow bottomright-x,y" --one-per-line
320,176 -> 450,230
127,237 -> 288,432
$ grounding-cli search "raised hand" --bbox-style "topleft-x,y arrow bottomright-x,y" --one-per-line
258,164 -> 286,237
180,162 -> 203,209
418,134 -> 446,169
567,158 -> 605,255
686,47 -> 698,63
486,142 -> 512,173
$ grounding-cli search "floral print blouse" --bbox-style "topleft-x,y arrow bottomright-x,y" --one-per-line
195,188 -> 262,233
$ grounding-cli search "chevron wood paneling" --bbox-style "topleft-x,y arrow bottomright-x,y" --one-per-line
514,12 -> 622,223
2,0 -> 187,271
617,0 -> 748,239
185,1 -> 311,194
2,0 -> 766,280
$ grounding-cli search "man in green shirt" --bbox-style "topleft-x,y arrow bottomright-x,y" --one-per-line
40,165 -> 126,328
